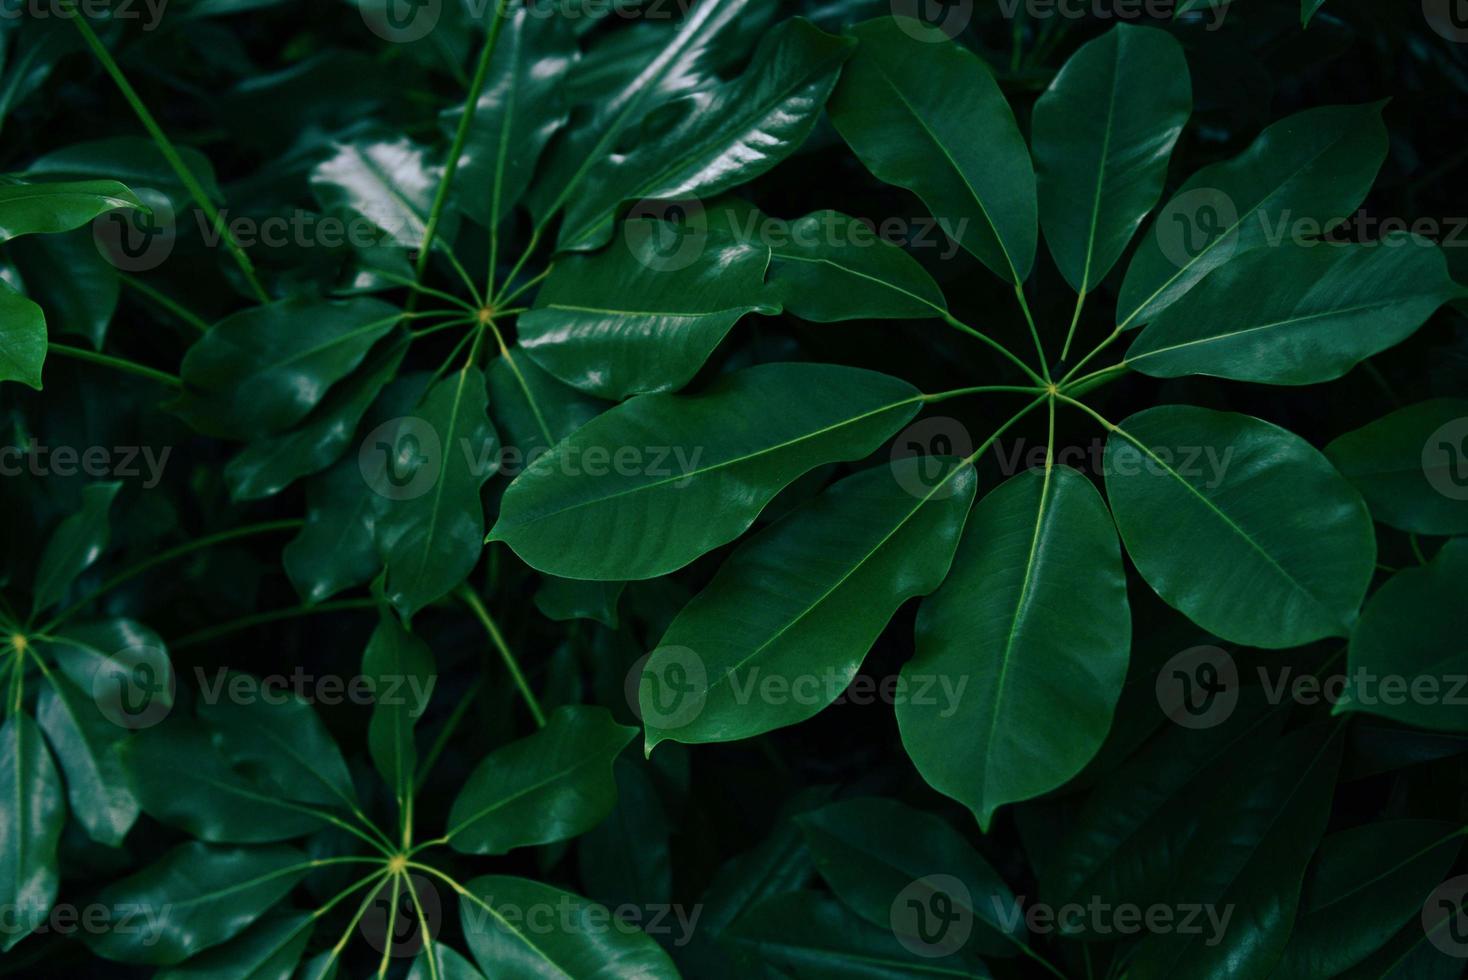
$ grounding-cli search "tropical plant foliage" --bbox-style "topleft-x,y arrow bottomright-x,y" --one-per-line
1,0 -> 1467,977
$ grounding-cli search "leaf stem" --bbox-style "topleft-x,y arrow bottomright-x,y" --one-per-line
488,321 -> 555,445
403,871 -> 442,980
46,342 -> 180,387
119,274 -> 210,332
375,872 -> 404,977
940,313 -> 1046,386
923,384 -> 1048,403
495,263 -> 553,309
1060,289 -> 1086,361
456,584 -> 546,728
961,394 -> 1050,469
369,270 -> 479,313
67,13 -> 269,303
170,598 -> 377,650
1013,282 -> 1050,381
495,225 -> 542,307
413,0 -> 511,301
42,519 -> 305,632
1059,326 -> 1125,386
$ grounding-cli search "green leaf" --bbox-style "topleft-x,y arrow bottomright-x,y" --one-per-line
1127,238 -> 1460,384
41,619 -> 174,711
518,218 -> 780,400
1324,398 -> 1468,535
642,457 -> 975,750
156,912 -> 314,980
35,672 -> 138,846
450,8 -> 576,229
763,209 -> 948,322
1032,24 -> 1192,294
195,679 -> 359,810
1273,820 -> 1463,977
530,0 -> 751,243
446,705 -> 635,855
487,348 -> 608,461
1302,0 -> 1328,25
0,179 -> 142,243
490,362 -> 923,580
1125,725 -> 1342,980
557,18 -> 854,251
898,466 -> 1130,830
362,608 -> 435,815
725,890 -> 990,978
83,842 -> 310,965
459,875 -> 679,978
120,718 -> 335,843
577,757 -> 672,908
0,713 -> 63,952
1338,539 -> 1468,731
174,296 -> 403,440
310,137 -> 439,249
224,332 -> 408,502
797,797 -> 1023,957
0,281 -> 46,389
1103,405 -> 1375,647
1117,102 -> 1388,329
534,576 -> 624,628
9,228 -> 120,349
25,137 -> 224,204
32,480 -> 120,616
829,16 -> 1037,283
376,364 -> 499,619
284,456 -> 391,605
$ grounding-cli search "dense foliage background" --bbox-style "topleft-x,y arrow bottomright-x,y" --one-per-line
1,0 -> 1467,977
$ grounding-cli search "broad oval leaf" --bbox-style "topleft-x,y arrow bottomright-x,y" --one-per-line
1117,102 -> 1387,329
446,705 -> 635,855
155,912 -> 314,980
450,8 -> 576,229
490,362 -> 924,580
1104,405 -> 1375,648
0,712 -> 63,952
1338,539 -> 1468,731
642,457 -> 975,750
1033,24 -> 1192,294
518,218 -> 780,400
1325,398 -> 1468,536
0,179 -> 141,243
797,797 -> 1023,957
362,608 -> 435,815
829,16 -> 1037,284
25,136 -> 224,205
898,466 -> 1130,830
83,842 -> 310,966
376,364 -> 499,619
35,671 -> 138,847
174,297 -> 403,440
459,875 -> 679,978
1127,238 -> 1461,384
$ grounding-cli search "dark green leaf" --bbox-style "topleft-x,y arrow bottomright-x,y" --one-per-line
0,281 -> 46,389
0,179 -> 142,243
1104,405 -> 1375,647
490,363 -> 923,580
829,16 -> 1036,283
0,713 -> 63,951
310,137 -> 438,249
642,457 -> 975,750
1325,398 -> 1468,536
35,671 -> 138,846
32,480 -> 119,616
899,466 -> 1130,830
156,912 -> 314,980
1033,24 -> 1192,294
361,608 -> 436,815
